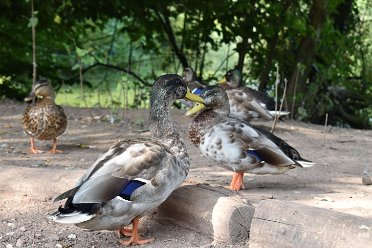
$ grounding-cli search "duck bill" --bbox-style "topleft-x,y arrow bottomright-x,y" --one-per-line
185,103 -> 206,117
218,77 -> 228,87
185,89 -> 205,104
24,92 -> 35,102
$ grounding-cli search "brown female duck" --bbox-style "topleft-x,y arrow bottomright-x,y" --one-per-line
23,80 -> 67,154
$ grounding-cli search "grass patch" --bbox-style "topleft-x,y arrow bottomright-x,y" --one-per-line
55,84 -> 149,109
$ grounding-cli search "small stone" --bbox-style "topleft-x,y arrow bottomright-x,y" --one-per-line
6,244 -> 13,248
67,234 -> 76,240
35,233 -> 42,238
19,227 -> 26,232
49,234 -> 60,241
16,238 -> 24,247
6,232 -> 15,236
362,176 -> 372,185
7,223 -> 16,230
44,242 -> 56,248
31,161 -> 46,167
55,243 -> 63,248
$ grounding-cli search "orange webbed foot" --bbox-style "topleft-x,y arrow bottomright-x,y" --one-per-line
119,237 -> 155,246
49,148 -> 63,154
117,227 -> 133,237
49,138 -> 63,154
28,148 -> 44,154
118,217 -> 154,246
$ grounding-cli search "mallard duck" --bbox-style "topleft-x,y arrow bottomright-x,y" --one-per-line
23,79 -> 67,154
179,67 -> 206,108
47,74 -> 204,245
186,86 -> 314,191
183,67 -> 206,91
218,69 -> 289,121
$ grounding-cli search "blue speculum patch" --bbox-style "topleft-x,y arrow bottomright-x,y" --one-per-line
247,150 -> 262,161
192,88 -> 203,95
119,180 -> 146,200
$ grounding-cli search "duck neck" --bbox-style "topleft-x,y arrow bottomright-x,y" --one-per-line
149,95 -> 189,166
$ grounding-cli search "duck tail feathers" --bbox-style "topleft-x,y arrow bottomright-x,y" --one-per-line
47,209 -> 94,224
269,110 -> 291,116
296,158 -> 315,168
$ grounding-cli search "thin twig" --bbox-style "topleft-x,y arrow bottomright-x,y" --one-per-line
271,66 -> 279,133
72,39 -> 95,120
323,113 -> 328,146
271,78 -> 288,133
31,0 -> 37,88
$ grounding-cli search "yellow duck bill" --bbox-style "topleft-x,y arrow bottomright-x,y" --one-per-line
185,89 -> 205,104
218,77 -> 227,85
185,102 -> 206,116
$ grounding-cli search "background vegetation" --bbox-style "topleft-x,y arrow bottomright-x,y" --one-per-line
0,0 -> 371,128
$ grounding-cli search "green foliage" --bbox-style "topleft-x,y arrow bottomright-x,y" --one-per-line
0,0 -> 371,128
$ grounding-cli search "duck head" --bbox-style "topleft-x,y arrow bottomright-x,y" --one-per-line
218,69 -> 242,89
185,86 -> 230,117
24,79 -> 56,102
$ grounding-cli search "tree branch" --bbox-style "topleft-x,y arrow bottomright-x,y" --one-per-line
78,62 -> 151,87
155,9 -> 189,68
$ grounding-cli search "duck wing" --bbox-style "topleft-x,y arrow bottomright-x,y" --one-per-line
54,139 -> 168,204
227,89 -> 273,120
215,119 -> 295,167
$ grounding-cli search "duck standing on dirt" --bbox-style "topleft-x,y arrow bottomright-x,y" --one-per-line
48,74 -> 205,245
186,86 -> 314,191
218,69 -> 289,121
23,79 -> 67,154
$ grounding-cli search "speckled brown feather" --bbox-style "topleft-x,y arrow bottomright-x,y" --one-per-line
23,98 -> 67,140
188,110 -> 222,146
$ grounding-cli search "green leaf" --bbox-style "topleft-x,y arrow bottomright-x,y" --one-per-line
76,47 -> 91,57
54,14 -> 61,24
28,17 -> 38,28
71,63 -> 81,70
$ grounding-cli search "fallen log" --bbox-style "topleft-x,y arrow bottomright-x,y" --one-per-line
249,200 -> 372,248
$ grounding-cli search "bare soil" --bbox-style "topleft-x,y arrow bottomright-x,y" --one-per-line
0,99 -> 371,247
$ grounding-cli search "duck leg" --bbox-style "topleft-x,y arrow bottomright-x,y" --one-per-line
49,138 -> 63,153
229,172 -> 245,191
119,217 -> 154,246
117,227 -> 133,237
29,137 -> 43,154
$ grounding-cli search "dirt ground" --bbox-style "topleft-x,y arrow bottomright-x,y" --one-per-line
0,99 -> 371,248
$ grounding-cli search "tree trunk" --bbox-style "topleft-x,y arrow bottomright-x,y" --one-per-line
258,1 -> 291,92
286,0 -> 328,116
235,35 -> 249,73
155,10 -> 189,68
258,32 -> 279,92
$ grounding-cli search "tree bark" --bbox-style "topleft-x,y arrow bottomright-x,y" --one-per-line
235,35 -> 249,73
286,0 -> 328,116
